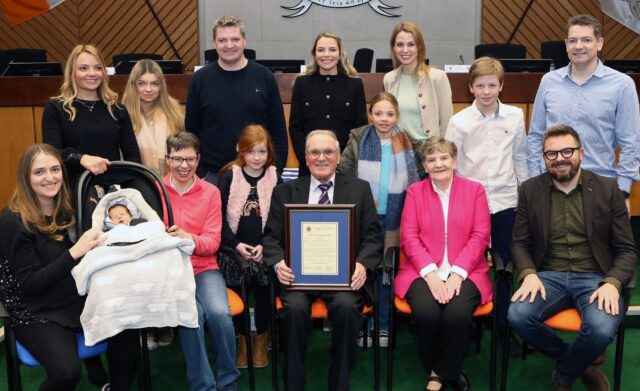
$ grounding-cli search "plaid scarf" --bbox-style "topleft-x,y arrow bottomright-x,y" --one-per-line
357,124 -> 419,249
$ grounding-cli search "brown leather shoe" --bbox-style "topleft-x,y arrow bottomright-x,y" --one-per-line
252,332 -> 269,368
236,335 -> 248,369
580,366 -> 610,391
552,370 -> 573,391
591,353 -> 606,367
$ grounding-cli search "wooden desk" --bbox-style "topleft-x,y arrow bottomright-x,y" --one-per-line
1,72 -> 638,215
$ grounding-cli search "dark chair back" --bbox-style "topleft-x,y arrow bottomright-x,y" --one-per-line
112,53 -> 163,75
475,44 -> 526,59
75,161 -> 173,235
353,48 -> 374,73
204,48 -> 256,64
0,48 -> 47,75
540,40 -> 569,68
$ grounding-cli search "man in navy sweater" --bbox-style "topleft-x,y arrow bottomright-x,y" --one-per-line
185,15 -> 288,185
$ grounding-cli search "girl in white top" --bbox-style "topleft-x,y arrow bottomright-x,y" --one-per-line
122,59 -> 185,177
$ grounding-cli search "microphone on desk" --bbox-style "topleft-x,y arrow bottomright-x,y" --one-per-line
459,55 -> 465,65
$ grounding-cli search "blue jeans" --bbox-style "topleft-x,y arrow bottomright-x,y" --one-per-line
368,215 -> 389,332
491,208 -> 516,329
179,270 -> 240,391
508,271 -> 623,385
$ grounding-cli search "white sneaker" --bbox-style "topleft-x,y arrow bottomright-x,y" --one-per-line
356,331 -> 372,348
101,383 -> 111,391
379,330 -> 389,348
146,333 -> 158,350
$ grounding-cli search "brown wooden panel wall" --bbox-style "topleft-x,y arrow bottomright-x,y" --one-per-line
482,0 -> 640,59
0,0 -> 199,70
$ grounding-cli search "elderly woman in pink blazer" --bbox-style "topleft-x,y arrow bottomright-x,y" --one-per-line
395,137 -> 491,391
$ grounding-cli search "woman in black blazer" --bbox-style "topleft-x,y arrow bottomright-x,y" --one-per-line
289,31 -> 368,176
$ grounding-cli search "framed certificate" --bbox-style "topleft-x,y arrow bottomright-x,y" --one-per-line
284,204 -> 356,290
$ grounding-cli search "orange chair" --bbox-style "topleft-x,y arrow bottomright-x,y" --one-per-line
227,288 -> 245,316
270,291 -> 381,390
385,246 -> 503,391
228,283 -> 256,390
502,305 -> 630,391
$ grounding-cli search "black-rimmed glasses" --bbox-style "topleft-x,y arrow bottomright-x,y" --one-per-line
543,147 -> 580,160
167,155 -> 200,165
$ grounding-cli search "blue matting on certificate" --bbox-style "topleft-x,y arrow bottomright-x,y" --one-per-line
290,209 -> 351,286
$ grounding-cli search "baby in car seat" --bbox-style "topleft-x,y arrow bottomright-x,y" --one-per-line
103,195 -> 146,230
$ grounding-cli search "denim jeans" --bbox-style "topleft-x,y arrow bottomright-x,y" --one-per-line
508,271 -> 623,385
179,270 -> 239,391
366,215 -> 389,332
490,208 -> 516,329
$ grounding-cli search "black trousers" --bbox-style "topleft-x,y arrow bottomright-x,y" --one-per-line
13,322 -> 139,391
229,281 -> 271,335
405,278 -> 480,381
278,288 -> 365,391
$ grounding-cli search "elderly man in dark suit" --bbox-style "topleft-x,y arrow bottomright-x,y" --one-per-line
507,124 -> 637,391
264,129 -> 383,391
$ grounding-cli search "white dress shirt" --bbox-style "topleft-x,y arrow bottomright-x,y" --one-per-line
308,174 -> 336,204
418,181 -> 468,281
446,101 -> 529,213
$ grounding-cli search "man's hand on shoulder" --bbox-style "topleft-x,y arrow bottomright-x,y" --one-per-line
589,283 -> 620,315
350,262 -> 367,291
511,273 -> 546,303
276,260 -> 295,286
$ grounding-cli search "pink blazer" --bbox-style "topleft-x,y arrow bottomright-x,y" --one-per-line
395,174 -> 493,304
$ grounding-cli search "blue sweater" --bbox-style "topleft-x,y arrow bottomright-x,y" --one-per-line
185,61 -> 288,173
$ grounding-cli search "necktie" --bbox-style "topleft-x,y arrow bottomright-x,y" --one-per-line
317,181 -> 333,205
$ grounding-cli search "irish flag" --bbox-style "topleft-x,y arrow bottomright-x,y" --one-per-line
0,0 -> 65,26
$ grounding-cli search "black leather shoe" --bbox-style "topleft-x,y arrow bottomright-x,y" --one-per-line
425,374 -> 447,391
448,373 -> 470,391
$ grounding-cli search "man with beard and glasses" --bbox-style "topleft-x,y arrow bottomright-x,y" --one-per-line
507,125 -> 637,391
526,14 -> 640,213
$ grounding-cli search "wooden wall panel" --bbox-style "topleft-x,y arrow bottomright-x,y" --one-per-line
0,108 -> 38,207
482,0 -> 640,60
34,107 -> 44,143
0,0 -> 199,71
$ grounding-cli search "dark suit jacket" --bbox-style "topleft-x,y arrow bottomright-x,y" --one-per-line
263,174 -> 383,299
511,170 -> 637,289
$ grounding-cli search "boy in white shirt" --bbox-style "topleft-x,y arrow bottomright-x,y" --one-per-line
445,56 -> 529,352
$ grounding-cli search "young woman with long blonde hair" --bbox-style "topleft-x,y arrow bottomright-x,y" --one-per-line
384,22 -> 453,151
289,31 -> 368,176
42,44 -> 141,184
122,59 -> 184,177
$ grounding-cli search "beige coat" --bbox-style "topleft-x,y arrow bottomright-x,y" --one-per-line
383,67 -> 453,139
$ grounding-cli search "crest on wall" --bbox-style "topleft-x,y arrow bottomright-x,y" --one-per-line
281,0 -> 401,18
